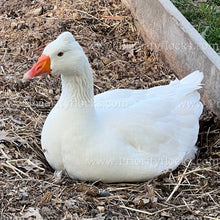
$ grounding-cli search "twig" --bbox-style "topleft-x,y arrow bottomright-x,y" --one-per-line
166,160 -> 192,202
23,100 -> 43,122
203,216 -> 220,220
100,15 -> 124,20
119,205 -> 155,215
119,204 -> 187,216
207,193 -> 220,207
182,168 -> 220,176
182,198 -> 193,212
0,66 -> 6,74
2,161 -> 31,178
9,159 -> 45,173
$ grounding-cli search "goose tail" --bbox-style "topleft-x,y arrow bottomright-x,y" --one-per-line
180,70 -> 204,89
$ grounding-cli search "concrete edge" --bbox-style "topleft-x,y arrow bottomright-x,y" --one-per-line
162,1 -> 220,69
122,0 -> 220,118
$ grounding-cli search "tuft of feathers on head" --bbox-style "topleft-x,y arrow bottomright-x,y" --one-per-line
43,31 -> 76,56
57,32 -> 75,43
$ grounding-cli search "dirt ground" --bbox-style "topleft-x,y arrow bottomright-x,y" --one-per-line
0,0 -> 219,219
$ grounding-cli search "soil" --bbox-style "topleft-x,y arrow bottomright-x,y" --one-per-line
0,0 -> 219,219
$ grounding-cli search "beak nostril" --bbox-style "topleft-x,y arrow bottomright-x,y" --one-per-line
36,66 -> 42,72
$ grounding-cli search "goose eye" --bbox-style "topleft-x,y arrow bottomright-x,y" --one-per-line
57,52 -> 64,57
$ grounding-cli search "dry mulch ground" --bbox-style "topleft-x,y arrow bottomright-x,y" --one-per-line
0,0 -> 219,219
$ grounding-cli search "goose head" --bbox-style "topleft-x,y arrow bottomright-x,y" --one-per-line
23,32 -> 91,80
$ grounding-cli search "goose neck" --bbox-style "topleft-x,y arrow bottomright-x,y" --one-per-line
60,73 -> 94,108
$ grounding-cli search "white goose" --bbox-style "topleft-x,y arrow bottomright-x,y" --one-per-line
23,32 -> 203,183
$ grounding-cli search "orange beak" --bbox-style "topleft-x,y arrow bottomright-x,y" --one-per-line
23,54 -> 51,80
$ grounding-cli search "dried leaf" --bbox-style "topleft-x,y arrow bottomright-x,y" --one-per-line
16,159 -> 45,175
0,144 -> 11,159
40,191 -> 52,205
122,41 -> 137,56
65,198 -> 77,208
0,131 -> 15,143
23,207 -> 43,220
133,195 -> 150,205
19,188 -> 29,198
97,206 -> 105,213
